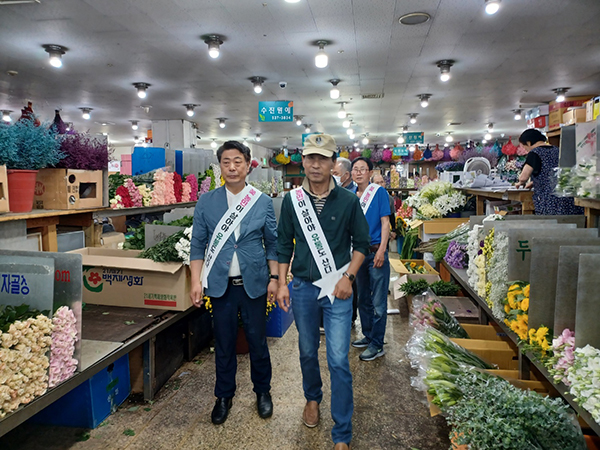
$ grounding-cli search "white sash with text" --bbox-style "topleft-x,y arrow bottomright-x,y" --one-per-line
202,185 -> 261,289
291,187 -> 349,303
360,183 -> 380,215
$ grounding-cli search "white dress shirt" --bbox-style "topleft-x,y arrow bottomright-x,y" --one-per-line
226,187 -> 243,277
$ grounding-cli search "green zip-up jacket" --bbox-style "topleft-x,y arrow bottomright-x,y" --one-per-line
277,181 -> 370,282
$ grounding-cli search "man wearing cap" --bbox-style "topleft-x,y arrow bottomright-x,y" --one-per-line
350,157 -> 391,362
190,140 -> 279,425
276,134 -> 370,450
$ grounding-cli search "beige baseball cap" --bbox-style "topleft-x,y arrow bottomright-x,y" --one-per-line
303,133 -> 336,158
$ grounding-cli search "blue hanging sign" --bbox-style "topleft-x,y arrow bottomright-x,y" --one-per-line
404,132 -> 424,144
393,146 -> 409,156
258,101 -> 294,122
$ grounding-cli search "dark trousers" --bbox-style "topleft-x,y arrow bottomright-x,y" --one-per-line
211,282 -> 272,399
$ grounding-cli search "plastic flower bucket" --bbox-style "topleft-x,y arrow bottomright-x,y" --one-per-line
7,169 -> 38,213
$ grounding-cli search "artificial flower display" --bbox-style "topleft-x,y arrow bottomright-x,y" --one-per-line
382,148 -> 392,162
449,143 -> 464,161
501,138 -> 517,156
339,150 -> 349,159
48,306 -> 78,388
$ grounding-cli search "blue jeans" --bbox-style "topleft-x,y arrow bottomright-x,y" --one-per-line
211,283 -> 272,398
291,277 -> 353,445
356,251 -> 390,350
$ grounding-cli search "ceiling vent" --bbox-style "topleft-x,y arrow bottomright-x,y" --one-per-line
447,122 -> 462,126
362,93 -> 384,99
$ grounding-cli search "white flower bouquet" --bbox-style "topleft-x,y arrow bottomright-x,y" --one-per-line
567,344 -> 600,423
405,181 -> 467,219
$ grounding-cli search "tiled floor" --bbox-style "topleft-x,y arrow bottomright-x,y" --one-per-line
1,300 -> 449,450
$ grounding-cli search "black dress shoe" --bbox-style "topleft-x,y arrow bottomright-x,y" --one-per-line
211,397 -> 232,424
256,392 -> 273,419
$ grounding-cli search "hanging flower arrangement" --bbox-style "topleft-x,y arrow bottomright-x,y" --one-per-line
275,152 -> 291,165
450,143 -> 464,161
362,148 -> 372,159
413,146 -> 423,161
339,150 -> 350,159
382,148 -> 393,162
491,140 -> 502,158
370,148 -> 383,164
290,151 -> 302,165
516,143 -> 529,156
423,145 -> 433,160
349,149 -> 361,161
501,137 -> 517,156
431,144 -> 444,161
442,145 -> 452,161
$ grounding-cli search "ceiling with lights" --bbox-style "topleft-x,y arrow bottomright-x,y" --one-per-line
1,0 -> 599,150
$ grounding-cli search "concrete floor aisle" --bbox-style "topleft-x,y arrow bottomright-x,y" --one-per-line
1,310 -> 450,450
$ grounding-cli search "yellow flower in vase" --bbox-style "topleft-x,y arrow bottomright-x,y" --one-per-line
536,326 -> 549,341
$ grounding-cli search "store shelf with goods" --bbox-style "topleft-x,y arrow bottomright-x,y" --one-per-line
442,260 -> 600,436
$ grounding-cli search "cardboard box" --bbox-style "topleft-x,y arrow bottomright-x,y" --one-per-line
71,248 -> 192,311
526,115 -> 548,130
548,96 -> 592,130
0,165 -> 9,213
485,369 -> 550,394
145,224 -> 185,249
34,169 -> 104,210
450,338 -> 519,370
562,108 -> 587,125
525,105 -> 549,121
462,324 -> 505,341
391,258 -> 439,275
420,218 -> 468,237
439,296 -> 478,322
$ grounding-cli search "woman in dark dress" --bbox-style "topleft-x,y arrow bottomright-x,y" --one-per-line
515,129 -> 584,215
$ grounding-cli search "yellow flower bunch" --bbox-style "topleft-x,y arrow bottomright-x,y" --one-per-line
275,152 -> 291,165
503,281 -> 530,340
339,150 -> 350,159
528,325 -> 551,356
482,229 -> 494,259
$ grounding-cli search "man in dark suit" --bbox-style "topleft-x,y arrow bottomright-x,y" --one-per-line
190,141 -> 278,425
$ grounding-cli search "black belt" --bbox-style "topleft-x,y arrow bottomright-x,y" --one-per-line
229,277 -> 243,286
369,244 -> 380,254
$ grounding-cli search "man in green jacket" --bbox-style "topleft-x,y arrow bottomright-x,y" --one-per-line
276,134 -> 370,450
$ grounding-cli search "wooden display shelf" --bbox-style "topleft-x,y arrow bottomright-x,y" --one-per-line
574,197 -> 600,228
442,261 -> 600,436
0,202 -> 197,252
461,188 -> 534,215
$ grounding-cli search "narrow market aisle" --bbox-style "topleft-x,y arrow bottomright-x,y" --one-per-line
1,310 -> 449,450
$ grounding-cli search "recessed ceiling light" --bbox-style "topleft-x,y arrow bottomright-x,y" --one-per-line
418,94 -> 431,108
255,133 -> 262,142
398,12 -> 431,25
130,120 -> 139,130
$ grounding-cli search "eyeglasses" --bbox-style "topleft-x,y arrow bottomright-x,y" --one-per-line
351,168 -> 369,174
